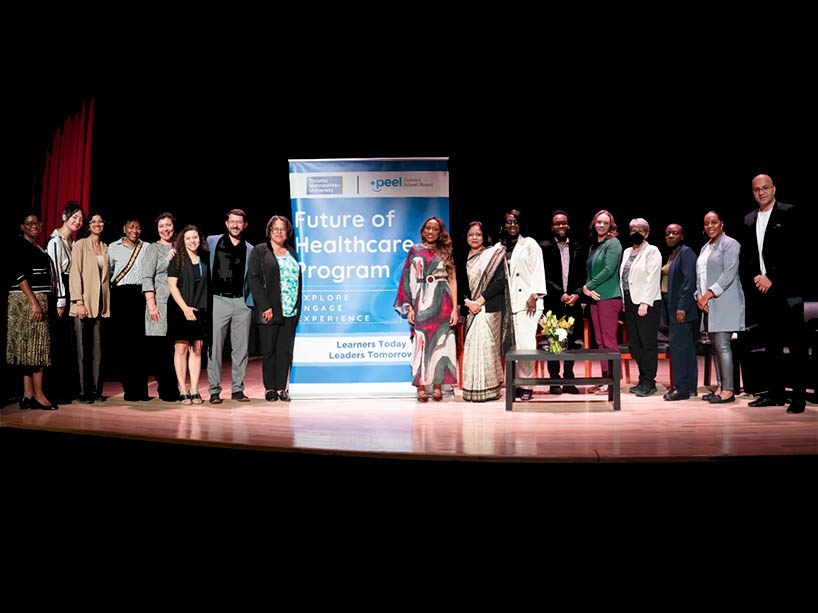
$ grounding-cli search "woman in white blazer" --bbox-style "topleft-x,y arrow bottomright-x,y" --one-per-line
620,218 -> 662,396
501,209 -> 546,401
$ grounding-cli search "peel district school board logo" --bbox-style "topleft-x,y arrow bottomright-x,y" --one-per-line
369,177 -> 434,193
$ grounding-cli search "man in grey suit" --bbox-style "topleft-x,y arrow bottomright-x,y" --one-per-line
207,209 -> 255,403
740,174 -> 806,414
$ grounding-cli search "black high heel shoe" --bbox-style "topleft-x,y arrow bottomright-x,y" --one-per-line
19,397 -> 33,410
31,399 -> 59,411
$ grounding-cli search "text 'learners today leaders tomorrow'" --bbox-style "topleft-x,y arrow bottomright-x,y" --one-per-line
288,158 -> 449,397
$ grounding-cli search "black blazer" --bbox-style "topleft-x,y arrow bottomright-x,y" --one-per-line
666,244 -> 698,321
539,236 -> 584,305
247,242 -> 302,325
740,201 -> 802,300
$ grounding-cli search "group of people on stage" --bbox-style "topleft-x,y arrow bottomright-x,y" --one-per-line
6,174 -> 808,415
7,205 -> 301,410
395,174 -> 808,414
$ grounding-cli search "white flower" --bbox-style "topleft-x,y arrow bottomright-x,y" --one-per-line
555,328 -> 568,341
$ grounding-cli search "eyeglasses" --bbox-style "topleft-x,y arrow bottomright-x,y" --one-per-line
665,230 -> 680,235
90,220 -> 105,225
552,221 -> 568,227
505,220 -> 519,226
23,221 -> 42,227
271,228 -> 288,234
467,233 -> 482,238
753,185 -> 773,194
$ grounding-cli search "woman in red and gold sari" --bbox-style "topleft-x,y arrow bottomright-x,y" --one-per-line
395,217 -> 458,402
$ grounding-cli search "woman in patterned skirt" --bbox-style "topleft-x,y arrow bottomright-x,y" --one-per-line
395,217 -> 458,402
9,212 -> 58,410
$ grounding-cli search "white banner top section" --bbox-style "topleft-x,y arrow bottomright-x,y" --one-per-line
288,157 -> 449,162
289,171 -> 449,199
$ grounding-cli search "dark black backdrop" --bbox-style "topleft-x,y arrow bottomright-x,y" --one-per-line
11,75 -> 817,299
4,29 -> 817,497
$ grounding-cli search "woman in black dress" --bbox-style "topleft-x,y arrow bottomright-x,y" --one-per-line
167,225 -> 210,404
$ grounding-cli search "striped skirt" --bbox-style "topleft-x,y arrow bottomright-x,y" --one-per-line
461,310 -> 503,402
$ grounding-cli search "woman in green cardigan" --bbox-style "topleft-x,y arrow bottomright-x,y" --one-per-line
582,210 -> 623,392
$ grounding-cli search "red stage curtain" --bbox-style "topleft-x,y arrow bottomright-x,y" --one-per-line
38,98 -> 95,244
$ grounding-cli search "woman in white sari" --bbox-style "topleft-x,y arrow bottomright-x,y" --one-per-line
456,222 -> 510,402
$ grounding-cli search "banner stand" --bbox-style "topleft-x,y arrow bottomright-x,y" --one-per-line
288,158 -> 450,398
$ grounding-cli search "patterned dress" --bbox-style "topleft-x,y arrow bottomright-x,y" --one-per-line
275,252 -> 300,317
142,242 -> 173,336
394,244 -> 457,387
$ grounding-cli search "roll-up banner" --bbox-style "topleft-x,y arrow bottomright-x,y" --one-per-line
288,158 -> 450,397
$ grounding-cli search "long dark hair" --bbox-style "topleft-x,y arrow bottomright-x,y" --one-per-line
174,225 -> 207,268
421,216 -> 454,274
78,211 -> 105,240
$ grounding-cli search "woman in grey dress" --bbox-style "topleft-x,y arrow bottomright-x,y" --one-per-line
696,211 -> 745,404
142,212 -> 179,401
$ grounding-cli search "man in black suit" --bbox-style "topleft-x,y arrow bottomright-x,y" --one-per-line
662,224 -> 698,401
740,174 -> 806,414
539,210 -> 584,394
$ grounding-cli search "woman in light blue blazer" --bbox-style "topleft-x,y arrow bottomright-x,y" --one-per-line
696,211 -> 745,404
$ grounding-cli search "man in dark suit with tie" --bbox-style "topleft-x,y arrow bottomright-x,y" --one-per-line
662,224 -> 698,401
539,210 -> 584,394
740,174 -> 806,414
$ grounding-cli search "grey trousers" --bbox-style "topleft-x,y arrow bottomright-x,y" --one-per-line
710,331 -> 735,392
208,295 -> 253,395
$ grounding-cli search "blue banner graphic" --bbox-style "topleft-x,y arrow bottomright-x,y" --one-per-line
288,158 -> 449,396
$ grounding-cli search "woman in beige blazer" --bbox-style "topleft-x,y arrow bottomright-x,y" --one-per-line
68,213 -> 110,403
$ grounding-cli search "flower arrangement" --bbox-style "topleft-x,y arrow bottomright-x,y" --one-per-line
538,310 -> 575,354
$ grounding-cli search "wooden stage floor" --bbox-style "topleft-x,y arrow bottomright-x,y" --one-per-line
1,357 -> 815,462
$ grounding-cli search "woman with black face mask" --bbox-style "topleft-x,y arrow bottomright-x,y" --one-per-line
619,218 -> 662,396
